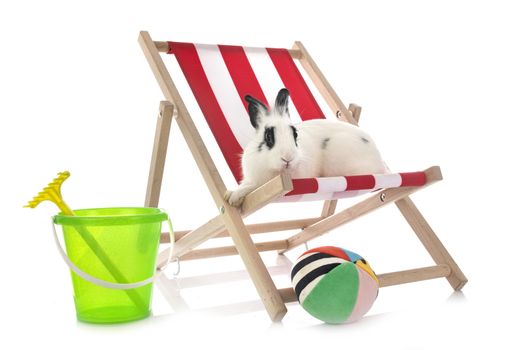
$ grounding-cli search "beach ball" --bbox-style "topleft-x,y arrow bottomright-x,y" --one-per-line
291,246 -> 379,323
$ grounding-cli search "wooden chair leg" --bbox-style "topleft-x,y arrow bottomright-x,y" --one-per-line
145,101 -> 173,207
395,197 -> 468,290
321,200 -> 337,217
222,206 -> 287,321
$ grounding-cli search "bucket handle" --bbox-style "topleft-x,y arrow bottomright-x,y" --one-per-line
51,216 -> 175,290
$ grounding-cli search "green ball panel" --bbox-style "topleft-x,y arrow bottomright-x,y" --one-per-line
301,262 -> 359,323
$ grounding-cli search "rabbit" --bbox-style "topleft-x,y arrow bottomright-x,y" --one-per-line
224,88 -> 387,207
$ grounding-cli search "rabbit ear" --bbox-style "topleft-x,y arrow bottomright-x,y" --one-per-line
245,95 -> 268,129
274,88 -> 290,116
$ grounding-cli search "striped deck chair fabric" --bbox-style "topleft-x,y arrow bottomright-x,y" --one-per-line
167,42 -> 426,202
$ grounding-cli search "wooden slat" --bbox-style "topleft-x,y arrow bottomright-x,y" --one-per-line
396,197 -> 468,290
145,101 -> 173,207
154,41 -> 169,52
238,217 -> 320,233
294,41 -> 357,125
179,240 -> 288,261
157,215 -> 224,268
155,41 -> 302,59
348,103 -> 362,124
378,264 -> 451,288
160,217 -> 322,243
278,287 -> 298,303
281,166 -> 443,253
278,264 -> 452,303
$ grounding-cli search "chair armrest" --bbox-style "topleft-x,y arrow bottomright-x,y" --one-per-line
240,172 -> 294,217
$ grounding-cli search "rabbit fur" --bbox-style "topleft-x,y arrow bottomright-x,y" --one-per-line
225,88 -> 386,207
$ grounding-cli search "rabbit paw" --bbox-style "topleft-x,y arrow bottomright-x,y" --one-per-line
224,190 -> 245,208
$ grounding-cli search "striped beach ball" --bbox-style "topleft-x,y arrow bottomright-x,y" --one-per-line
291,246 -> 379,324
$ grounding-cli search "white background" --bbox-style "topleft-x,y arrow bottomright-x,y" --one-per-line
1,0 -> 506,349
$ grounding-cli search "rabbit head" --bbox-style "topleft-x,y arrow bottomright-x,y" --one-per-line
244,88 -> 300,174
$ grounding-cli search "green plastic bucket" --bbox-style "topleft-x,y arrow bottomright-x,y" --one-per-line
53,207 -> 168,324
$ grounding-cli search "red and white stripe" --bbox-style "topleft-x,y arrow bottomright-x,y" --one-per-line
275,172 -> 426,202
169,41 -> 327,183
168,41 -> 427,202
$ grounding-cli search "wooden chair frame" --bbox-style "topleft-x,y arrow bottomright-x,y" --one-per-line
138,31 -> 467,321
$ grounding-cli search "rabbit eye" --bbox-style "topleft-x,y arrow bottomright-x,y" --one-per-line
291,126 -> 298,146
264,127 -> 275,149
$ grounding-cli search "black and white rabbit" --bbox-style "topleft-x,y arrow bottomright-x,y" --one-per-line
225,88 -> 386,207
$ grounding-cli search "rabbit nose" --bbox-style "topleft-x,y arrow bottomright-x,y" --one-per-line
281,157 -> 293,168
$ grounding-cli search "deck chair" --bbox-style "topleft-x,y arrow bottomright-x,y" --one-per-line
138,31 -> 467,321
